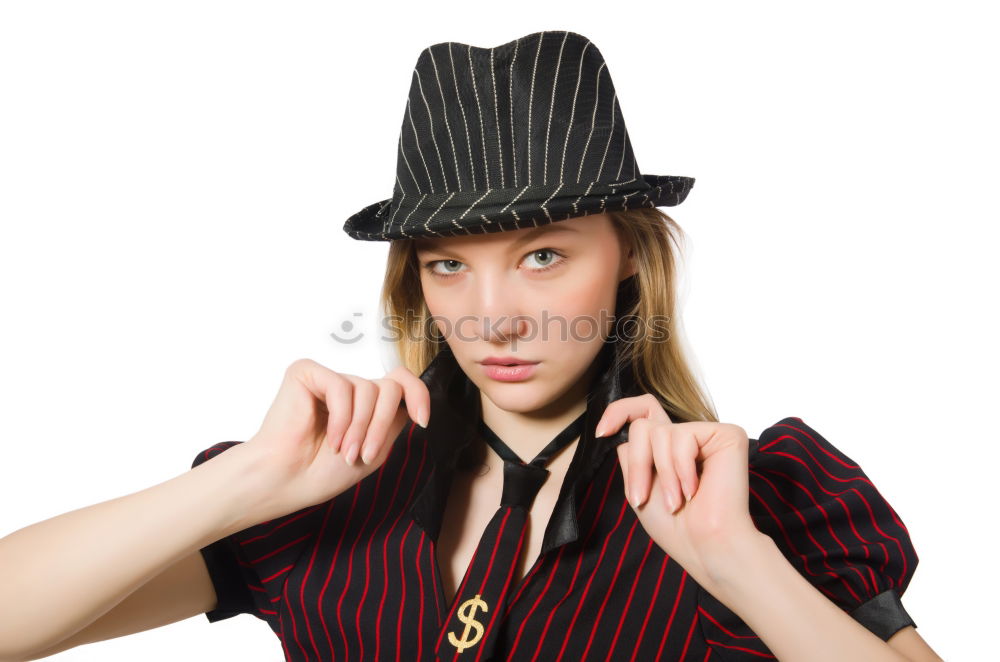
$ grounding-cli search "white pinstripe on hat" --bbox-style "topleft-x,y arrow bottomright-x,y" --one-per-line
343,30 -> 695,242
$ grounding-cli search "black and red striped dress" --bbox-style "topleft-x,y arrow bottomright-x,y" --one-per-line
190,343 -> 919,661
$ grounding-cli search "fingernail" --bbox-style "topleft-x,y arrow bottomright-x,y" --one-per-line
361,445 -> 373,465
666,491 -> 676,512
345,443 -> 359,464
418,407 -> 429,428
629,488 -> 638,506
595,425 -> 605,438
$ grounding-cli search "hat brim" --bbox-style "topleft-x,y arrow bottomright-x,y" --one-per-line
343,174 -> 694,241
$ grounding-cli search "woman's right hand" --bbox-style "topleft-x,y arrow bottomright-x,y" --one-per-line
243,358 -> 431,519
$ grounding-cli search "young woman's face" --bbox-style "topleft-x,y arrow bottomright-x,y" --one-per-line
414,213 -> 635,416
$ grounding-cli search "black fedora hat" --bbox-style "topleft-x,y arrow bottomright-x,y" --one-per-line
343,30 -> 695,242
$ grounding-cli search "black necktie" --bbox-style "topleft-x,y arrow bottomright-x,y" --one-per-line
435,410 -> 588,661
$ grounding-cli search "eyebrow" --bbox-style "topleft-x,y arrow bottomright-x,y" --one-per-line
415,223 -> 580,256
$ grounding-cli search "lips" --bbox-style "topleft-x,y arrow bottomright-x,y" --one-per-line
480,356 -> 540,366
479,360 -> 539,382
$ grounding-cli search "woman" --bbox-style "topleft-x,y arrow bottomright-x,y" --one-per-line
0,30 -> 942,662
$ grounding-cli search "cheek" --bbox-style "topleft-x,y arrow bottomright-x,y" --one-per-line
550,265 -> 617,315
422,293 -> 470,342
421,275 -> 454,314
533,290 -> 615,346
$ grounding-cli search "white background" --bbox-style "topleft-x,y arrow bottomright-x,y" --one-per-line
1,1 -> 994,660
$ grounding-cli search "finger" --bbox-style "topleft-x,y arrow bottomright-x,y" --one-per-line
386,364 -> 431,429
626,418 -> 654,508
323,374 -> 353,453
340,377 -> 378,464
291,359 -> 352,453
595,393 -> 671,439
357,378 -> 403,465
650,424 -> 681,513
673,426 -> 701,502
616,442 -> 630,496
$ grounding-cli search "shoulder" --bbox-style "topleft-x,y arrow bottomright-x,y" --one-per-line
697,416 -> 921,658
749,415 -> 859,468
745,415 -> 918,574
746,415 -> 913,540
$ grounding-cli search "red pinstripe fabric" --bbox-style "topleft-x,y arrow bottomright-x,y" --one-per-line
190,415 -> 918,660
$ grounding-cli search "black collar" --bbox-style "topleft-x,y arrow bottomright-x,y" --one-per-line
407,276 -> 642,555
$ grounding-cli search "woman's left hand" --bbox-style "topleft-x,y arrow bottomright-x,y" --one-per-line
595,394 -> 763,588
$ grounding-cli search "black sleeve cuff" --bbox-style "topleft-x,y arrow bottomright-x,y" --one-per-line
199,536 -> 255,623
849,589 -> 916,641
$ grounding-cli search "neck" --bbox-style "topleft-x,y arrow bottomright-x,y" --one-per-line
476,356 -> 601,475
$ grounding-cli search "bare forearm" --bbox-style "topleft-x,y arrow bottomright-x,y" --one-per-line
0,441 -> 272,656
703,532 -> 910,662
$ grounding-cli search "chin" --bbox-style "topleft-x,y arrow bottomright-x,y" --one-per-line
477,380 -> 556,414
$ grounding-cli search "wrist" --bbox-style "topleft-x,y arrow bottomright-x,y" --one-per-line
210,440 -> 288,533
701,528 -> 777,594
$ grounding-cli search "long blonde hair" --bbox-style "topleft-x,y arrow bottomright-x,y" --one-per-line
379,208 -> 718,424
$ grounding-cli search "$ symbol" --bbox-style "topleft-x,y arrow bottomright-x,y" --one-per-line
448,594 -> 489,652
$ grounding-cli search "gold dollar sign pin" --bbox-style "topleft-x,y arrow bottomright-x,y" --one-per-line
448,594 -> 489,652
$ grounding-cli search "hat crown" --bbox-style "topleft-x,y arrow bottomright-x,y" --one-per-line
343,30 -> 694,241
398,30 -> 636,198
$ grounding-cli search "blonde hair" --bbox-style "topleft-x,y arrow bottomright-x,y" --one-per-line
379,208 -> 718,424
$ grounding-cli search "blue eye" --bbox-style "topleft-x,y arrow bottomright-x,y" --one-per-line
524,249 -> 561,270
422,248 -> 568,279
427,259 -> 465,276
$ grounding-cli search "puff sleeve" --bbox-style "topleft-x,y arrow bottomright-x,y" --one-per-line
698,417 -> 919,659
190,441 -> 326,629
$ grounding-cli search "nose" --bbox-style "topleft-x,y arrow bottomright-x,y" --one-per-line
473,272 -> 530,345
